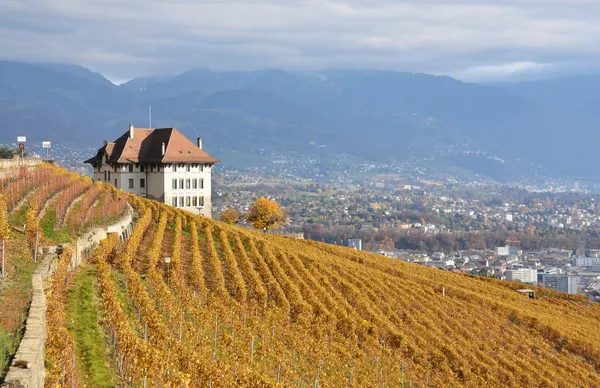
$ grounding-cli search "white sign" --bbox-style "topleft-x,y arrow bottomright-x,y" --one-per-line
164,257 -> 171,264
17,136 -> 27,142
42,141 -> 51,149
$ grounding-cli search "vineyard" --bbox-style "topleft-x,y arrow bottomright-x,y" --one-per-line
0,163 -> 127,382
3,163 -> 600,386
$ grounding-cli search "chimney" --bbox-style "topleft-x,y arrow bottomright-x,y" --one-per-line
197,137 -> 203,149
129,124 -> 134,139
103,140 -> 108,146
161,142 -> 166,156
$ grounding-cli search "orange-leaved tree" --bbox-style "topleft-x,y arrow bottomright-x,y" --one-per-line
220,208 -> 241,225
246,198 -> 284,230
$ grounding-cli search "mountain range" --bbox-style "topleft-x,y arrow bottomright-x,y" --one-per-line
0,60 -> 598,179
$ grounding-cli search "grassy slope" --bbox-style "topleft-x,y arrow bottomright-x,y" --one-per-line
0,231 -> 37,382
66,264 -> 117,388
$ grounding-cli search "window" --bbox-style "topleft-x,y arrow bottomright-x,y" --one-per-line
157,164 -> 161,173
179,179 -> 184,190
185,179 -> 191,189
172,179 -> 177,190
141,165 -> 145,172
150,165 -> 154,172
113,165 -> 117,172
104,171 -> 107,181
199,178 -> 204,189
199,164 -> 204,172
172,197 -> 177,207
186,196 -> 191,207
179,197 -> 184,207
128,179 -> 134,189
129,165 -> 133,172
192,197 -> 198,207
140,178 -> 145,188
192,179 -> 197,189
108,171 -> 111,181
199,196 -> 204,206
173,164 -> 177,172
114,179 -> 117,187
186,164 -> 191,172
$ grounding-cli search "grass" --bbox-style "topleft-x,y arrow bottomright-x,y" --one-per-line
0,327 -> 22,384
8,205 -> 28,227
66,265 -> 117,388
40,206 -> 74,244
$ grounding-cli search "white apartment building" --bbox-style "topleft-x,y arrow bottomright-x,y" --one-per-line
573,256 -> 600,267
85,125 -> 219,217
505,268 -> 537,284
542,274 -> 579,295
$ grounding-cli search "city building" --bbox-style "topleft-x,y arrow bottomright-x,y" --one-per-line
573,256 -> 600,267
542,274 -> 579,294
505,268 -> 537,284
495,246 -> 510,256
85,124 -> 219,217
348,239 -> 362,251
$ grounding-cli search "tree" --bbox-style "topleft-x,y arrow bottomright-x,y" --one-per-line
220,208 -> 241,225
246,198 -> 284,230
0,146 -> 16,159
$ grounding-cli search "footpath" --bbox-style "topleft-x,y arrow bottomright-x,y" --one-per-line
1,205 -> 135,388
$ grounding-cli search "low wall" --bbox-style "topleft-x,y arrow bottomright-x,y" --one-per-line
0,158 -> 43,170
1,206 -> 135,388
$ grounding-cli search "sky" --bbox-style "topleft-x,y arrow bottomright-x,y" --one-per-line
2,0 -> 600,84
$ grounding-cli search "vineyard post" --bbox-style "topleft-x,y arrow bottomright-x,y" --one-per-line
212,313 -> 218,361
250,337 -> 255,364
71,353 -> 75,388
401,364 -> 405,387
1,238 -> 5,278
426,373 -> 429,387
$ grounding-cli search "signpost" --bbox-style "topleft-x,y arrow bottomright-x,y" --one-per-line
164,257 -> 171,285
42,141 -> 51,160
17,136 -> 26,159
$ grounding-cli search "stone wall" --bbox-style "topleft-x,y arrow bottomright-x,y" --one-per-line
1,206 -> 135,388
0,158 -> 43,170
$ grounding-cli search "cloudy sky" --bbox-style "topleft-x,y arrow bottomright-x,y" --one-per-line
2,0 -> 600,83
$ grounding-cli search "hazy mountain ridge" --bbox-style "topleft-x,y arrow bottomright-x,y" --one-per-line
0,60 -> 596,178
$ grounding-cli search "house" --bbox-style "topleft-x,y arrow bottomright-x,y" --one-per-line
85,124 -> 219,217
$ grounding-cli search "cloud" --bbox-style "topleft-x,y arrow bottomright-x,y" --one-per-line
450,61 -> 554,82
2,0 -> 600,81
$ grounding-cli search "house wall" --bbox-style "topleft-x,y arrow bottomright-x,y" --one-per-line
93,162 -> 213,218
162,163 -> 212,217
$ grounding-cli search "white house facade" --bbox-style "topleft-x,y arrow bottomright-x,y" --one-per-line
85,125 -> 219,217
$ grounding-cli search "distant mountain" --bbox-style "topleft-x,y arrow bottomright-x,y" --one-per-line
0,60 -> 597,178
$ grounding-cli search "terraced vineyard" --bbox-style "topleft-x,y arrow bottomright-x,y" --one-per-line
0,163 -> 127,382
4,164 -> 600,386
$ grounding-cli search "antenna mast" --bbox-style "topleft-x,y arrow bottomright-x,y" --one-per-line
149,106 -> 152,128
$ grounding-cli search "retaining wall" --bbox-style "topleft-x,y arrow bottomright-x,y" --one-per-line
1,206 -> 135,388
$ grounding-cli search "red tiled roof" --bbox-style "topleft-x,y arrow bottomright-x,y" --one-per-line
85,127 -> 219,165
